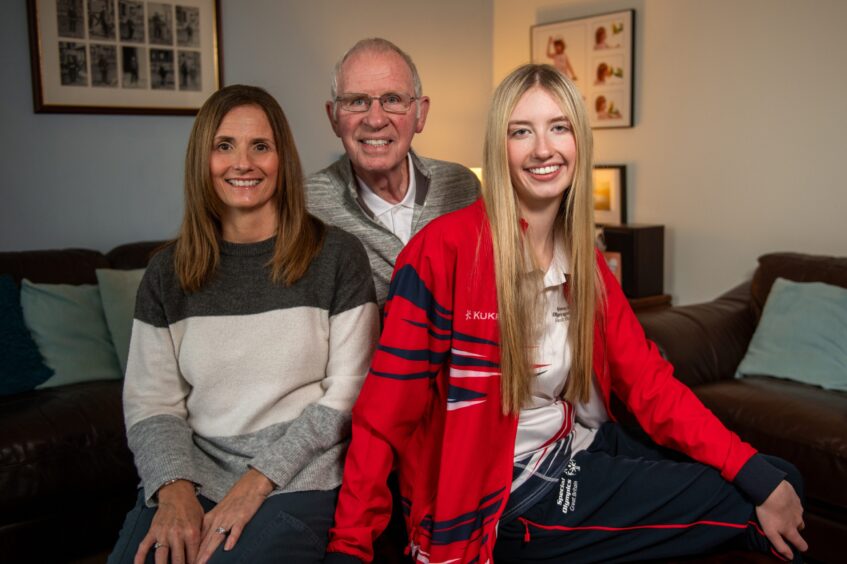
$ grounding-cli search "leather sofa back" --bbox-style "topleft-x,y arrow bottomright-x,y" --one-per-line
751,252 -> 847,320
0,241 -> 166,286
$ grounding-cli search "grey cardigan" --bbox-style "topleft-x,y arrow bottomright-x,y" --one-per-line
306,151 -> 480,306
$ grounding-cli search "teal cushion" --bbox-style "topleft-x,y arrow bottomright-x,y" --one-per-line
736,277 -> 847,391
96,268 -> 145,373
0,275 -> 54,394
20,280 -> 122,388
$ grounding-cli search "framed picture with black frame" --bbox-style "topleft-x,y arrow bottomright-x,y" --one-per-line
531,9 -> 634,128
27,0 -> 222,114
592,164 -> 627,225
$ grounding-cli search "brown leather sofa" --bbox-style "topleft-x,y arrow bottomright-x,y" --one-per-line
3,245 -> 842,563
635,252 -> 847,564
0,241 -> 163,563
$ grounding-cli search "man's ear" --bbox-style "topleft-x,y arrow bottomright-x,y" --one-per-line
325,101 -> 341,137
415,96 -> 430,134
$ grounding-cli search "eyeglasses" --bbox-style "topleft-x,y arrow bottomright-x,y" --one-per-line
335,92 -> 417,114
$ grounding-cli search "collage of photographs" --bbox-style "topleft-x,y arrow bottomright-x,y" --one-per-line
54,0 -> 202,92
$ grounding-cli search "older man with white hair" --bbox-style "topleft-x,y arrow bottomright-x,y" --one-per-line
306,38 -> 479,306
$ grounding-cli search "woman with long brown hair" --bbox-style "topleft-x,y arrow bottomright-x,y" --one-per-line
109,85 -> 378,564
324,65 -> 805,564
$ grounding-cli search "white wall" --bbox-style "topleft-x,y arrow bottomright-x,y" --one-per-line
0,0 -> 492,252
223,0 -> 491,175
4,0 -> 845,306
495,0 -> 847,304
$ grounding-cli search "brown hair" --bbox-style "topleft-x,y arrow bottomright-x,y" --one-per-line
482,64 -> 603,414
175,84 -> 324,291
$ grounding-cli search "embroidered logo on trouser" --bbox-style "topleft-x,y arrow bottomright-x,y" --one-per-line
556,459 -> 580,514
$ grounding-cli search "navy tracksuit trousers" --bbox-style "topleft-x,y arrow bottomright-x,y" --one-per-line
494,423 -> 803,563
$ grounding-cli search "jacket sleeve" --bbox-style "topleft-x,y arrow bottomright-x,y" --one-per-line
596,252 -> 759,482
327,227 -> 455,562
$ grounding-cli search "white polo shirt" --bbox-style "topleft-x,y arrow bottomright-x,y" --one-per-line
514,240 -> 608,460
356,154 -> 416,244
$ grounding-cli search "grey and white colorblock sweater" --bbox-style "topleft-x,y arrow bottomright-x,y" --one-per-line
306,151 -> 480,306
122,228 -> 379,505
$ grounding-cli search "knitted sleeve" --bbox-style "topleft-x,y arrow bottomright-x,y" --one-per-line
123,250 -> 202,504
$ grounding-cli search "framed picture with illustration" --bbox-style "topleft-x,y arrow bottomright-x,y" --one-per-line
592,164 -> 627,225
530,9 -> 634,128
27,0 -> 222,114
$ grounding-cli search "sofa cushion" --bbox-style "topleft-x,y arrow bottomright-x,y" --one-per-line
20,280 -> 122,388
737,278 -> 847,391
751,252 -> 847,320
97,268 -> 145,373
694,377 -> 847,510
0,275 -> 53,395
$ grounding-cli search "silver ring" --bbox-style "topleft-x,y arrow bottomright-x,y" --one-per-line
154,541 -> 167,549
215,526 -> 228,535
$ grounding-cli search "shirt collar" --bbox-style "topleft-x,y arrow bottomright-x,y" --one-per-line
355,153 -> 416,217
542,237 -> 569,289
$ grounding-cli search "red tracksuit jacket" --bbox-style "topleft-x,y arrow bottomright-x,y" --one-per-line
327,200 -> 757,563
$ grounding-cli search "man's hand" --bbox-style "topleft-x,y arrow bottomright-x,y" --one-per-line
135,480 -> 203,564
755,479 -> 808,560
195,469 -> 274,564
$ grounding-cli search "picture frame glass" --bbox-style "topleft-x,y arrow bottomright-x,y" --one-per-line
531,10 -> 634,128
592,164 -> 627,225
29,0 -> 221,114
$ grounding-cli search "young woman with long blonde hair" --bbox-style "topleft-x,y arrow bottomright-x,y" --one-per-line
324,65 -> 806,564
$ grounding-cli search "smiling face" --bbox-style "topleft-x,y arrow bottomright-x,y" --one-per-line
507,86 -> 577,214
327,48 -> 429,188
210,104 -> 279,237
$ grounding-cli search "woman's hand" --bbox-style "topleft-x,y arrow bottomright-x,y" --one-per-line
195,469 -> 274,564
755,479 -> 808,560
134,480 -> 203,564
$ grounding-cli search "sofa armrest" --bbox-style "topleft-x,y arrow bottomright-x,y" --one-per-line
634,282 -> 756,388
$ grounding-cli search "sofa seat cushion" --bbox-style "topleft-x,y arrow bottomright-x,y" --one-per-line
693,376 -> 847,510
0,380 -> 138,524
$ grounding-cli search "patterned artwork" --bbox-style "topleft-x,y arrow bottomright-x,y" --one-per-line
31,0 -> 220,113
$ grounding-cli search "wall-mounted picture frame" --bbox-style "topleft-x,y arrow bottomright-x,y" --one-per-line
27,0 -> 222,114
530,9 -> 634,128
592,164 -> 627,225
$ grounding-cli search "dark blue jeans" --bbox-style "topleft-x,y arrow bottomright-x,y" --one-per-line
108,488 -> 338,564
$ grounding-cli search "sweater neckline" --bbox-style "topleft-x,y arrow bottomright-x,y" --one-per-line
219,236 -> 275,257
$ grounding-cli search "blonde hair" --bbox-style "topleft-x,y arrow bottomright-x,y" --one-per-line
482,64 -> 603,414
175,84 -> 325,292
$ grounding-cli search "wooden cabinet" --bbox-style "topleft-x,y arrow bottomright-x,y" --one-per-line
602,224 -> 664,298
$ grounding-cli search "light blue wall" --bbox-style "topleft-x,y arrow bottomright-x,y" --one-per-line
1,0 -> 492,252
1,0 -> 192,251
